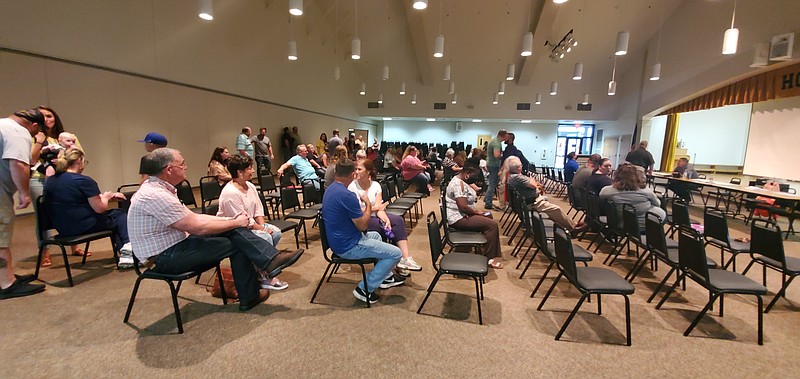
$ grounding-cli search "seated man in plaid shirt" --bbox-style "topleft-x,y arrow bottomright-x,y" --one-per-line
127,148 -> 304,311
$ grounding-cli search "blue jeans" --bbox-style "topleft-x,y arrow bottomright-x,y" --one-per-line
485,165 -> 500,207
336,231 -> 401,293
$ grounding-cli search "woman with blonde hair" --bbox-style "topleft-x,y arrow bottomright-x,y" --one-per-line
400,145 -> 433,195
324,144 -> 349,187
43,149 -> 134,267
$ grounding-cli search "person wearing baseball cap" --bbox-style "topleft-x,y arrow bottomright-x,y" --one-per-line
138,132 -> 168,184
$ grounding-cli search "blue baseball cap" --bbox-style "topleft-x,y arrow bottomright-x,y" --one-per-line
138,132 -> 168,146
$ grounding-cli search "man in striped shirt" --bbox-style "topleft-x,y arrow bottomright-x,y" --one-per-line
128,148 -> 304,311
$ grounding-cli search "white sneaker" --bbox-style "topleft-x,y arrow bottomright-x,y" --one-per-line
397,257 -> 422,271
261,277 -> 289,290
118,254 -> 134,269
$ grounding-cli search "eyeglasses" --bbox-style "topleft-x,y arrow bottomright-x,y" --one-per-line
166,161 -> 187,170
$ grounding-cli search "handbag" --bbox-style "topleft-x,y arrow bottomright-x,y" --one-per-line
208,267 -> 238,300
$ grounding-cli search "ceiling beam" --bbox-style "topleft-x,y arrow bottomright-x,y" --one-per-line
403,0 -> 433,86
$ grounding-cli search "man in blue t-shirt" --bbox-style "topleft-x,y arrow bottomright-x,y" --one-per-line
321,159 -> 403,304
564,152 -> 579,183
276,144 -> 322,190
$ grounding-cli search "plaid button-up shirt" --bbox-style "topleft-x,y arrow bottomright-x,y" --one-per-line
127,177 -> 191,261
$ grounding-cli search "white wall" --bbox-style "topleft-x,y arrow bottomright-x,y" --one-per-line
745,96 -> 800,181
676,104 -> 752,166
383,121 -> 559,166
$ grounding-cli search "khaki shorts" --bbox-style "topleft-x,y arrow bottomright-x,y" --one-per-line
0,192 -> 15,248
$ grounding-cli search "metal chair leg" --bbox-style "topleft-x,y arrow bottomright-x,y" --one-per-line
555,294 -> 588,341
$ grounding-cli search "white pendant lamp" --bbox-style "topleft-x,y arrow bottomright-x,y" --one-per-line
449,82 -> 455,95
433,35 -> 445,58
378,94 -> 383,104
359,82 -> 366,95
607,80 -> 617,95
553,0 -> 568,3
399,82 -> 406,95
334,65 -> 340,80
198,0 -> 213,20
351,37 -> 361,60
413,0 -> 428,10
649,62 -> 661,81
492,93 -> 499,105
506,64 -> 515,80
289,0 -> 303,16
722,1 -> 739,55
382,65 -> 389,80
451,93 -> 458,104
443,64 -> 451,80
615,31 -> 629,56
535,93 -> 542,104
521,32 -> 533,56
582,93 -> 589,105
288,40 -> 298,60
549,81 -> 558,95
411,94 -> 417,104
498,81 -> 506,95
572,62 -> 583,80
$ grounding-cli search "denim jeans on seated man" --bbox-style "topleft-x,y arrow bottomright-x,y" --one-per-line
336,231 -> 401,293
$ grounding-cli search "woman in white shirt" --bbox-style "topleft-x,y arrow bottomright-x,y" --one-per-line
217,155 -> 287,290
348,159 -> 422,272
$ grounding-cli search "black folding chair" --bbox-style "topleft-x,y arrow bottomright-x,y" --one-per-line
704,207 -> 751,271
310,212 -> 376,308
33,196 -> 119,287
199,176 -> 221,214
656,228 -> 767,345
537,225 -> 634,346
116,183 -> 140,212
417,212 -> 488,324
279,186 -> 318,249
176,180 -> 201,213
742,220 -> 799,313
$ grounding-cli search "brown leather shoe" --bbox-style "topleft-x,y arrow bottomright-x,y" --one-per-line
265,249 -> 305,278
238,289 -> 270,311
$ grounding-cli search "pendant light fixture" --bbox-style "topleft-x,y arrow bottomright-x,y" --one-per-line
521,0 -> 533,56
411,94 -> 417,104
378,94 -> 383,104
608,57 -> 617,95
198,0 -> 213,21
449,82 -> 455,95
382,65 -> 389,80
399,82 -> 406,95
572,63 -> 583,80
451,93 -> 458,104
433,1 -> 445,58
443,64 -> 451,80
615,31 -> 629,56
549,81 -> 558,95
492,93 -> 499,105
413,0 -> 428,10
535,93 -> 542,104
582,93 -> 589,105
650,0 -> 663,80
351,0 -> 361,60
288,40 -> 298,60
553,0 -> 568,3
334,65 -> 340,80
289,0 -> 303,16
498,81 -> 506,96
359,82 -> 366,96
722,0 -> 738,55
506,64 -> 515,80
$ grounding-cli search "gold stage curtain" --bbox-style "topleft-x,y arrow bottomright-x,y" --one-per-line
660,113 -> 679,171
659,62 -> 800,116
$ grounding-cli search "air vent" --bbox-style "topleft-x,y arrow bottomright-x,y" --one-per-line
433,102 -> 447,110
367,102 -> 382,109
577,103 -> 592,111
516,103 -> 531,110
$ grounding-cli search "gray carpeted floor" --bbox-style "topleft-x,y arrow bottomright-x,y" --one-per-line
2,185 -> 799,378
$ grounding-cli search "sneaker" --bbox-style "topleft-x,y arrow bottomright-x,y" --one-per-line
379,274 -> 405,289
0,280 -> 46,300
397,257 -> 423,271
262,279 -> 289,291
118,254 -> 134,269
353,286 -> 380,304
396,268 -> 411,278
484,203 -> 499,210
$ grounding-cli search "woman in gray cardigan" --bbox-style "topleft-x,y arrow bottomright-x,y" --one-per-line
599,163 -> 666,230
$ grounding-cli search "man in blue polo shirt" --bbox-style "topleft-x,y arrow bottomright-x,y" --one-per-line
276,144 -> 322,190
321,159 -> 403,304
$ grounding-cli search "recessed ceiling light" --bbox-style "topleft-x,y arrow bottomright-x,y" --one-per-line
426,118 -> 436,122
472,119 -> 482,123
521,119 -> 532,124
382,117 -> 392,121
